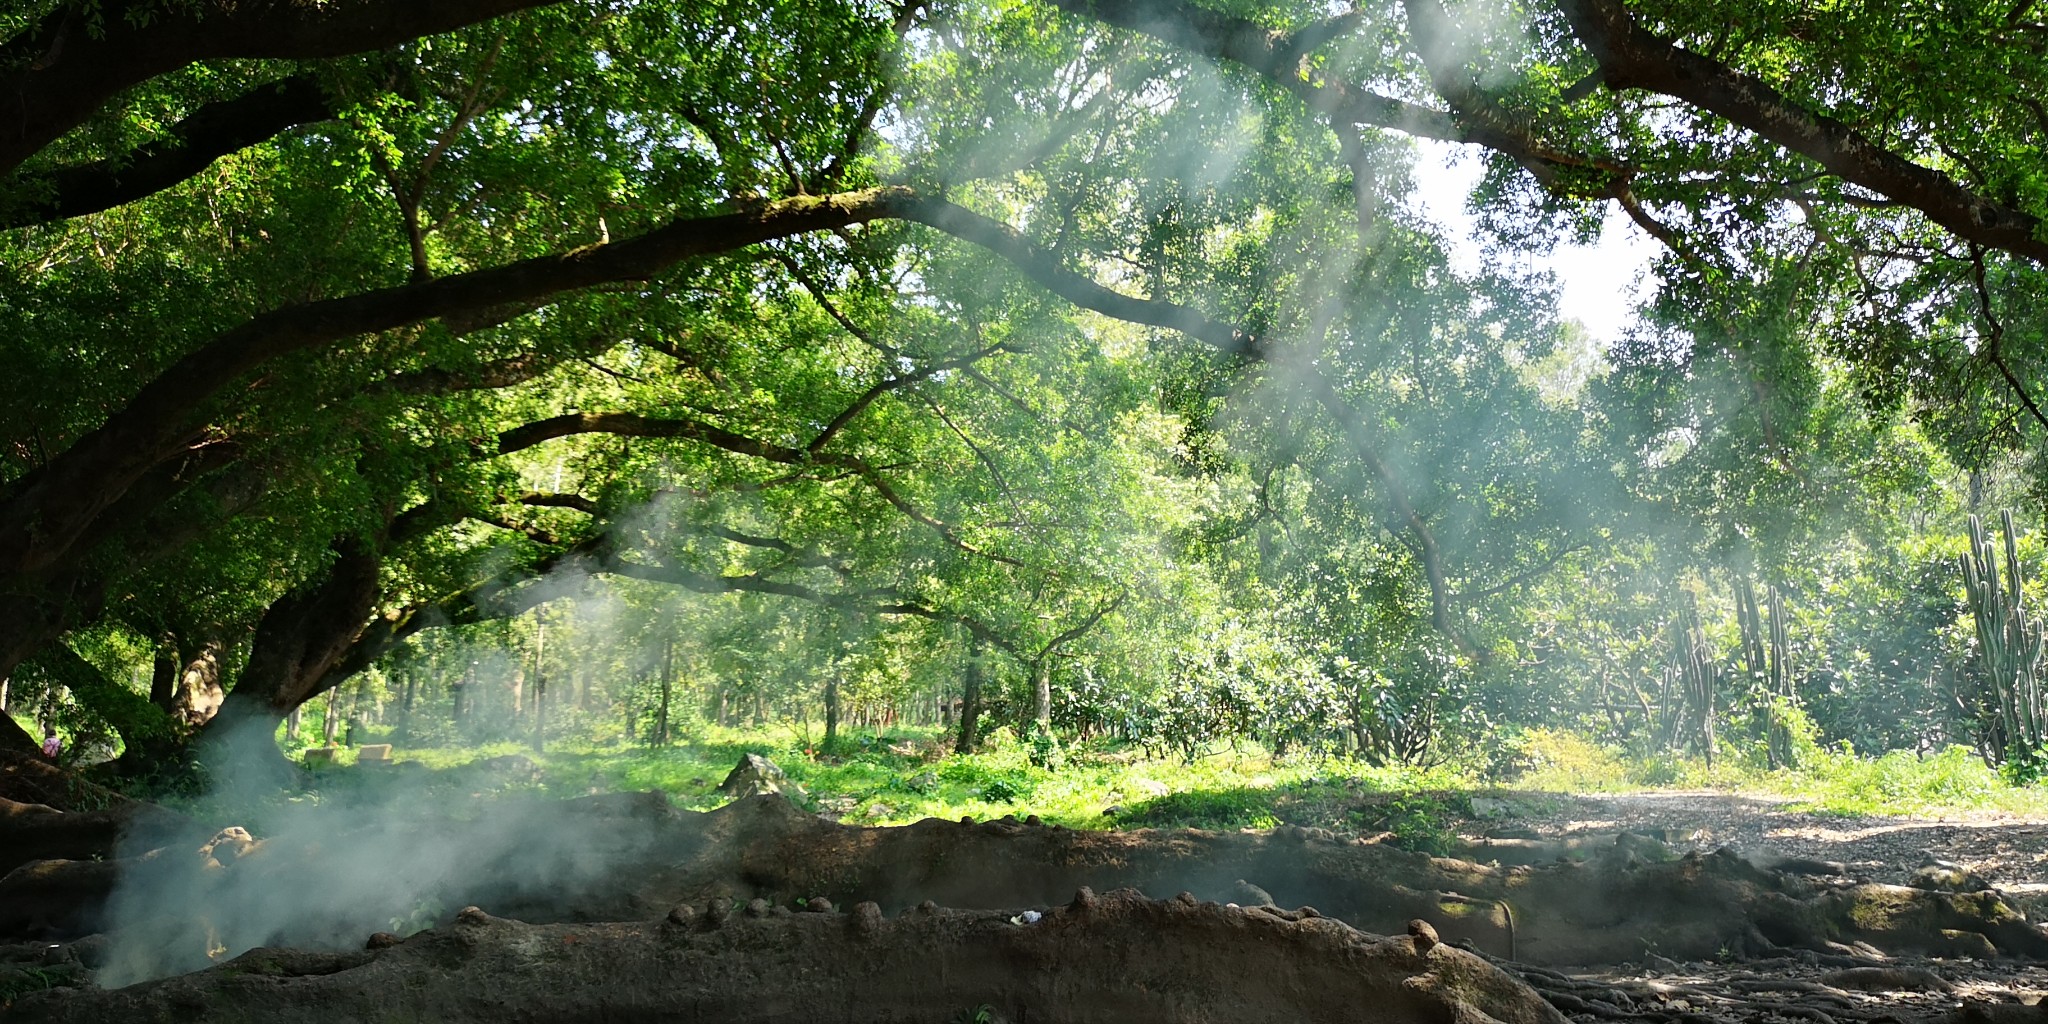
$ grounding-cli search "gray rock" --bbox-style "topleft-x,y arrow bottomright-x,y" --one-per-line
718,753 -> 807,804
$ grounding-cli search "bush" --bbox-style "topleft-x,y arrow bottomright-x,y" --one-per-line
1117,788 -> 1279,830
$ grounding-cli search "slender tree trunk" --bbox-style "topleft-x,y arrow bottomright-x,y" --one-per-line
957,636 -> 984,755
824,677 -> 840,747
656,639 -> 674,746
148,644 -> 178,710
625,672 -> 639,742
322,691 -> 341,745
397,666 -> 418,741
453,663 -> 473,724
1032,658 -> 1052,732
532,617 -> 547,754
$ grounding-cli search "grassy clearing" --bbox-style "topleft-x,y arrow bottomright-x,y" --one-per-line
233,724 -> 2048,844
1504,727 -> 2048,817
526,725 -> 1469,835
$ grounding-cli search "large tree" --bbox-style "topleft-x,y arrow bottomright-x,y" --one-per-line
4,0 -> 2042,760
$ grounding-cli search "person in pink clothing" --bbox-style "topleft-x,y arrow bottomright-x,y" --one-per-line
40,724 -> 60,761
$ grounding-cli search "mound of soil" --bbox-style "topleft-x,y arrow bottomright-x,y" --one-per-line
4,890 -> 1565,1024
8,773 -> 2048,1023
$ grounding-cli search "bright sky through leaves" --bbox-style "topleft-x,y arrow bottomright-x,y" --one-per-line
1409,141 -> 1660,344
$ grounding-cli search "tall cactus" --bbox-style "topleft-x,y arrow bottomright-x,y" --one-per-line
1959,511 -> 2048,764
1661,594 -> 1719,766
1735,579 -> 1797,768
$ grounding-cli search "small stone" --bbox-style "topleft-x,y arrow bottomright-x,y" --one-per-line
705,899 -> 733,926
960,815 -> 976,825
1025,814 -> 1041,826
1070,887 -> 1098,913
1231,879 -> 1275,908
1408,919 -> 1439,952
1297,905 -> 1321,918
771,906 -> 792,917
455,906 -> 490,926
745,898 -> 771,918
804,897 -> 835,914
365,932 -> 402,949
851,901 -> 883,937
667,905 -> 697,926
918,899 -> 939,915
1174,891 -> 1198,906
1102,805 -> 1125,818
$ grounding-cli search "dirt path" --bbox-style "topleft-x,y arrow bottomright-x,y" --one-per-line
1490,790 -> 2048,889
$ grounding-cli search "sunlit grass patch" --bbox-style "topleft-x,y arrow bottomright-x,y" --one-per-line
282,723 -> 2048,840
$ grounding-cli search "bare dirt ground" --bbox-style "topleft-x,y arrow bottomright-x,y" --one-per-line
10,746 -> 2048,1024
1504,791 -> 2048,890
1469,791 -> 2048,1023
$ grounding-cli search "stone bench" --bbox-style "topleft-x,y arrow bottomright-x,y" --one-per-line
304,747 -> 340,766
356,743 -> 393,763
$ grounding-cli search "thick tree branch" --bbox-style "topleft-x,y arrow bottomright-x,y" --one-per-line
494,411 -> 818,464
1399,0 -> 1628,196
891,195 -> 1263,359
0,75 -> 333,228
491,409 -> 1027,567
516,491 -> 600,515
1557,0 -> 2048,263
0,0 -> 566,176
0,187 -> 915,579
1046,0 -> 1461,144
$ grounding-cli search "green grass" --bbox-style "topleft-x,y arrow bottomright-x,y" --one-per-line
171,722 -> 2048,839
375,724 -> 1467,833
1504,727 -> 2048,818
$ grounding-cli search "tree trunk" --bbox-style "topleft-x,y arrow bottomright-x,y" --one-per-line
397,666 -> 417,741
0,713 -> 36,755
1032,657 -> 1052,732
148,645 -> 178,710
625,673 -> 638,742
197,538 -> 382,775
824,677 -> 840,747
532,618 -> 547,754
956,636 -> 984,755
655,639 -> 674,746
